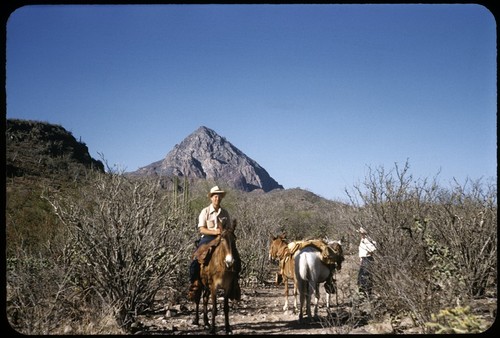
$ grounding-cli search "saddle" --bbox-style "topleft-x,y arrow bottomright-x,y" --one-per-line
288,239 -> 339,267
192,236 -> 222,266
279,253 -> 292,272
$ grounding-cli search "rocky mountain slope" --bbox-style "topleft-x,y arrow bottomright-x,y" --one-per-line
6,118 -> 104,178
128,126 -> 284,192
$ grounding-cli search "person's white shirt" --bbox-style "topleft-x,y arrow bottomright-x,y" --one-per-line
359,236 -> 376,258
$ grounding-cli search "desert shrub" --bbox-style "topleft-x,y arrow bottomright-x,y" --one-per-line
346,160 -> 496,330
431,178 -> 497,298
7,252 -> 56,334
229,191 -> 285,284
6,173 -> 122,334
425,306 -> 488,333
6,177 -> 63,256
41,171 -> 194,331
6,245 -> 118,335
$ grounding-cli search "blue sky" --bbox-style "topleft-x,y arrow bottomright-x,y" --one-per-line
6,4 -> 496,201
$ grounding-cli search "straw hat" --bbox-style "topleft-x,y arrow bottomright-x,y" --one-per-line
208,186 -> 226,198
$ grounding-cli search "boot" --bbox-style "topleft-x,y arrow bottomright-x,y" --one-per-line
189,260 -> 200,283
188,279 -> 200,301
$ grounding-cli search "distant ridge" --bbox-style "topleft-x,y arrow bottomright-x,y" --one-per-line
128,126 -> 283,192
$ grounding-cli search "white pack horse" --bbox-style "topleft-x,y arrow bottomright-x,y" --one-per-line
294,240 -> 343,323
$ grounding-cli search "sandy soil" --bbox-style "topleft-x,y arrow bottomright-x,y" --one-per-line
135,284 -> 365,335
134,255 -> 386,335
133,254 -> 495,335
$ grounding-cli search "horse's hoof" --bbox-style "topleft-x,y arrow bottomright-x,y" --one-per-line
192,320 -> 199,326
298,316 -> 311,324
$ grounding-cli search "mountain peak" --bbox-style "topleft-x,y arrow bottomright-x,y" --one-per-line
196,125 -> 213,133
130,126 -> 283,192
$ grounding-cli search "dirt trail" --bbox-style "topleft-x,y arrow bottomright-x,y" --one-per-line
135,283 -> 360,335
133,254 -> 495,335
134,255 -> 380,335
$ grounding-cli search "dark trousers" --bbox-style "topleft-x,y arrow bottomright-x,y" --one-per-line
189,235 -> 216,283
357,256 -> 374,295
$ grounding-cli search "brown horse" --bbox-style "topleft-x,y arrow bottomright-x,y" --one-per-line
192,222 -> 239,334
269,234 -> 298,312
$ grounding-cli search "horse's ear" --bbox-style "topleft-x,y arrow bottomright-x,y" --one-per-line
280,232 -> 287,239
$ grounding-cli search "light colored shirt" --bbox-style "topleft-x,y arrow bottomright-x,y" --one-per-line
359,236 -> 377,258
198,204 -> 231,231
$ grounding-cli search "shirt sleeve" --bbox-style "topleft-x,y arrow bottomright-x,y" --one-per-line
198,207 -> 207,228
359,238 -> 377,257
365,239 -> 377,253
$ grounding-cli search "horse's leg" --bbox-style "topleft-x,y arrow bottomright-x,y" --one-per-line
314,283 -> 320,319
223,294 -> 232,334
192,291 -> 200,326
298,279 -> 306,322
306,281 -> 312,322
195,285 -> 206,325
202,288 -> 210,329
326,286 -> 331,309
209,288 -> 218,334
293,279 -> 298,314
283,277 -> 289,311
324,272 -> 335,309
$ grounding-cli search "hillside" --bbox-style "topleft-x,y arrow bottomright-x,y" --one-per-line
6,118 -> 104,179
5,118 -> 107,257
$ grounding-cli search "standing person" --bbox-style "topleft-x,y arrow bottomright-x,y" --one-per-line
357,226 -> 376,298
188,186 -> 241,300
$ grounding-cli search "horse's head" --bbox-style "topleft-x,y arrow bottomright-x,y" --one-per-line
220,225 -> 237,270
331,242 -> 345,271
326,239 -> 345,271
269,233 -> 287,261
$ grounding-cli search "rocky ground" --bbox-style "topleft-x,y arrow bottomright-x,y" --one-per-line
134,255 -> 495,335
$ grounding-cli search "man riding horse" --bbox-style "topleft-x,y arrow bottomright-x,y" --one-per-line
188,186 -> 241,301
